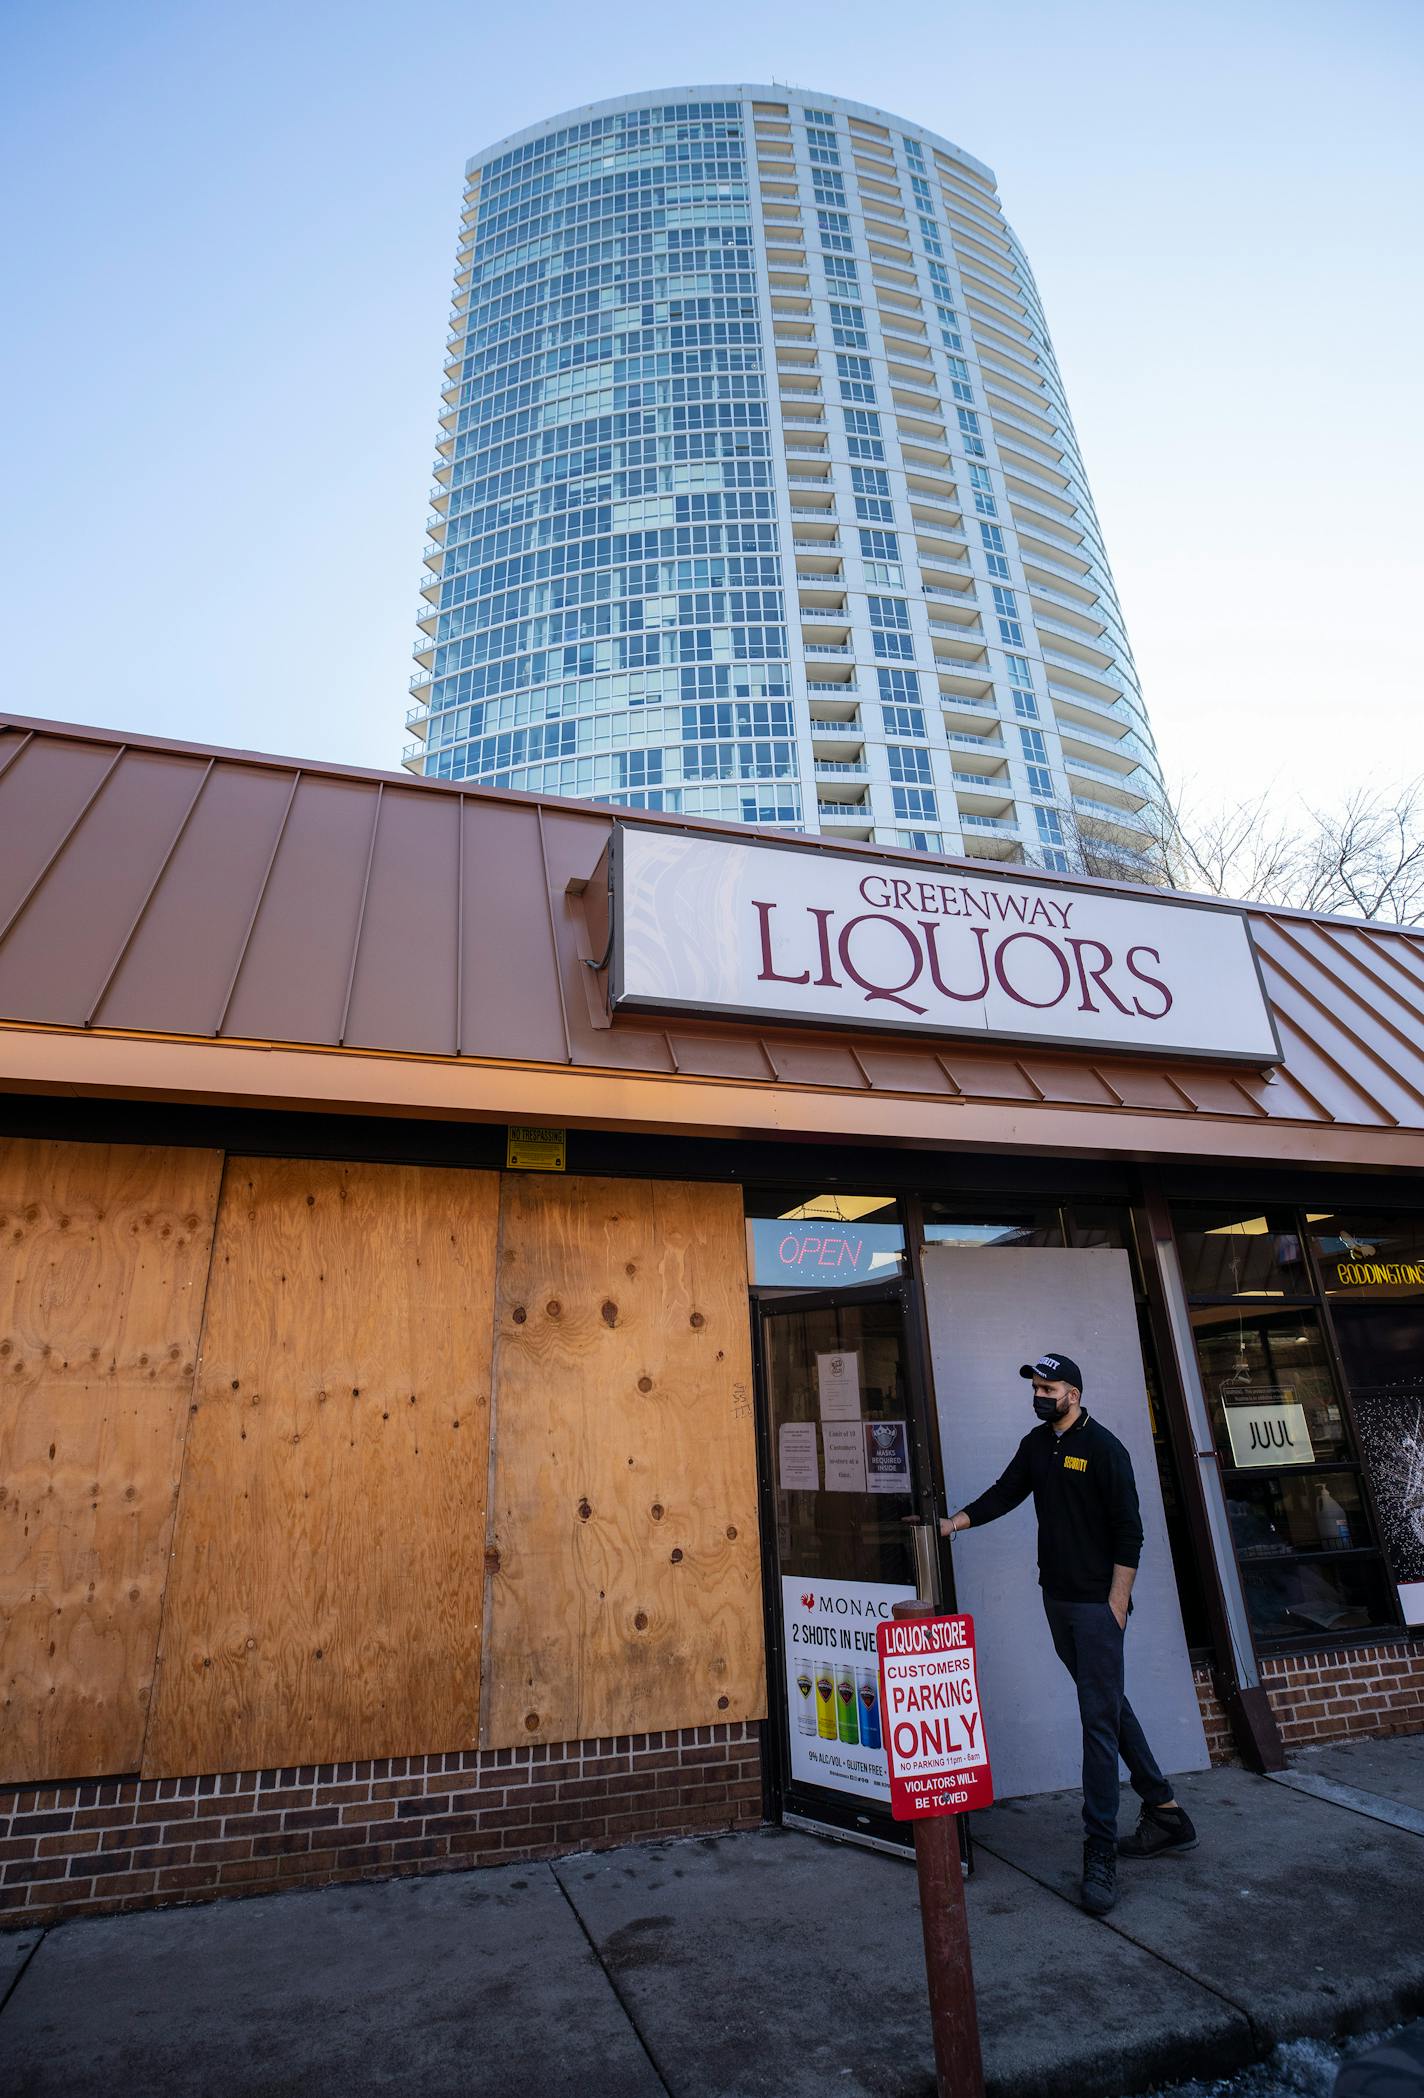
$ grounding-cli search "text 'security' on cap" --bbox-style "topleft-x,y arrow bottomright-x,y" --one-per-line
1019,1352 -> 1083,1391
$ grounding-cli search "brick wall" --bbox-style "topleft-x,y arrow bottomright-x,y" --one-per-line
1195,1638 -> 1424,1762
0,1722 -> 765,1930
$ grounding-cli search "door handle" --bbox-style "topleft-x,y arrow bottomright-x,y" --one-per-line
905,1517 -> 942,1607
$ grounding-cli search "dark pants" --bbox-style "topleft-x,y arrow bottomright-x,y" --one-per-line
1043,1598 -> 1174,1845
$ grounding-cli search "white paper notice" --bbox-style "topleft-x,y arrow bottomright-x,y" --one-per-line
778,1421 -> 820,1492
816,1350 -> 862,1421
823,1420 -> 867,1491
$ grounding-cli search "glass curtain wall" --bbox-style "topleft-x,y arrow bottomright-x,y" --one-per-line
418,100 -> 800,826
407,88 -> 1165,875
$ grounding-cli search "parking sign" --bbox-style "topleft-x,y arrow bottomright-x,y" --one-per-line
877,1613 -> 993,1820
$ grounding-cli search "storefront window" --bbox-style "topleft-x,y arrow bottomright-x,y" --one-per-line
1175,1205 -> 1311,1299
1307,1212 -> 1424,1299
1174,1203 -> 1401,1647
745,1188 -> 904,1292
919,1200 -> 1062,1250
1190,1308 -> 1349,1465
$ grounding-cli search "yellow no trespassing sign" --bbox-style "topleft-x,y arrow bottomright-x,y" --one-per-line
506,1126 -> 567,1172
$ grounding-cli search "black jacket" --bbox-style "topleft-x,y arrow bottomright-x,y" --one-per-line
961,1410 -> 1144,1604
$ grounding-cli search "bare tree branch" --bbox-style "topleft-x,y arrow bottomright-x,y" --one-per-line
1037,776 -> 1424,925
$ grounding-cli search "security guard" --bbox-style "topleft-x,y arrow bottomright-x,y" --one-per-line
939,1350 -> 1197,1915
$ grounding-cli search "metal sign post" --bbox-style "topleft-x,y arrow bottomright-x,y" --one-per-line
878,1598 -> 990,2098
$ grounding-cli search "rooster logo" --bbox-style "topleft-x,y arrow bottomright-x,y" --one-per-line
801,1591 -> 815,1610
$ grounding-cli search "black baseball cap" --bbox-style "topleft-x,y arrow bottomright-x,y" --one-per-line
1019,1352 -> 1083,1391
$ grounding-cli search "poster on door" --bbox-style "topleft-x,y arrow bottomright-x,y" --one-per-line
782,1575 -> 916,1802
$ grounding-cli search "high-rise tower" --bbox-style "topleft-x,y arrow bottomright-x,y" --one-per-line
405,87 -> 1161,873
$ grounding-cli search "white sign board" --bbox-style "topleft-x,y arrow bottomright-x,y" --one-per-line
822,1420 -> 867,1492
782,1575 -> 914,1802
816,1350 -> 861,1420
1223,1389 -> 1316,1468
609,826 -> 1280,1062
777,1421 -> 820,1492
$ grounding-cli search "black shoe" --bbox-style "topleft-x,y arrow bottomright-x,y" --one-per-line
1080,1836 -> 1118,1915
1118,1802 -> 1198,1858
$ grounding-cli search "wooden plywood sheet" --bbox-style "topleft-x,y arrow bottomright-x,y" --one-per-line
485,1176 -> 765,1749
143,1158 -> 498,1777
0,1139 -> 223,1785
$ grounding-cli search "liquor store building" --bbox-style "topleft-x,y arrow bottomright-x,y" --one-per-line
2,714 -> 1422,1927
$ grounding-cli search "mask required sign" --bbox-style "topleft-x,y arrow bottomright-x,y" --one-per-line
877,1612 -> 994,1820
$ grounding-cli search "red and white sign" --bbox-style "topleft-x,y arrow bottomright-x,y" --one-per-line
607,825 -> 1281,1063
877,1614 -> 993,1820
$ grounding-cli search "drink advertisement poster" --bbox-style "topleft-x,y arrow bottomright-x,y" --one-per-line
782,1575 -> 916,1801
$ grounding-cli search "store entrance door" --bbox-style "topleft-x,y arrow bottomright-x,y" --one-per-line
755,1281 -> 940,1850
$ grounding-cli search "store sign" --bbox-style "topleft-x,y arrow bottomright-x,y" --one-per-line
782,1575 -> 915,1803
609,826 -> 1280,1061
1330,1260 -> 1424,1293
877,1613 -> 993,1819
1224,1388 -> 1315,1468
748,1217 -> 903,1288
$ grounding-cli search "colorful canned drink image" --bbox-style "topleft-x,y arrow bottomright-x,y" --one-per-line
836,1659 -> 860,1744
856,1664 -> 882,1750
794,1665 -> 817,1736
816,1663 -> 838,1740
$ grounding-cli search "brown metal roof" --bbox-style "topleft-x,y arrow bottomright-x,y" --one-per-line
4,712 -> 1424,1167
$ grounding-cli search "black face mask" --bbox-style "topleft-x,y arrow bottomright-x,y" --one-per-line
1033,1391 -> 1070,1423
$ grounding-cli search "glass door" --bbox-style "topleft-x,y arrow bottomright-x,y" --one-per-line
755,1281 -> 937,1848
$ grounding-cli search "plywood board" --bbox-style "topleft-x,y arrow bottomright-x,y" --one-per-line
143,1158 -> 498,1777
0,1139 -> 223,1785
485,1176 -> 764,1748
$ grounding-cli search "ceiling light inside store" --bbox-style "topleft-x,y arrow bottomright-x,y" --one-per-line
778,1195 -> 896,1222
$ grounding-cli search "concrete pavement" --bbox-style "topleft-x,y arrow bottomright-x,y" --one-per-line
2,1742 -> 1421,2098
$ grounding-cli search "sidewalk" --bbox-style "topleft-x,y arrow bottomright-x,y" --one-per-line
2,1741 -> 1421,2098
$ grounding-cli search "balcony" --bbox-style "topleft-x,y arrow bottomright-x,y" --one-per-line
818,801 -> 872,822
405,703 -> 431,738
803,642 -> 853,657
1073,795 -> 1153,838
1065,757 -> 1149,809
1033,614 -> 1113,668
1007,490 -> 1084,543
1049,685 -> 1131,734
930,629 -> 988,663
814,760 -> 870,779
409,669 -> 434,695
961,812 -> 1019,833
1043,665 -> 1121,715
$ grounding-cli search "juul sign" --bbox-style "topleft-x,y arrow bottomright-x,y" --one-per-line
607,827 -> 1280,1062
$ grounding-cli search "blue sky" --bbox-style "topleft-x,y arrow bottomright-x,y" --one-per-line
2,0 -> 1420,812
